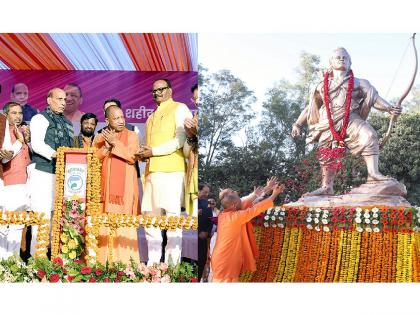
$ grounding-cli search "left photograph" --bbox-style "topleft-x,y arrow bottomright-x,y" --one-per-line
0,33 -> 198,283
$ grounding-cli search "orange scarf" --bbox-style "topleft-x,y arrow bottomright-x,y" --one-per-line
101,128 -> 128,206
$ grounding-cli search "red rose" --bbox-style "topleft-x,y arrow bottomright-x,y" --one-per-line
117,271 -> 124,278
190,277 -> 198,282
89,277 -> 96,283
52,257 -> 64,266
115,279 -> 120,283
104,278 -> 110,283
81,267 -> 92,275
67,276 -> 75,283
49,274 -> 60,283
37,270 -> 46,278
95,269 -> 103,276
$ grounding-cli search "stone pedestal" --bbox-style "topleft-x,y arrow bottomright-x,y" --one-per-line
287,179 -> 411,208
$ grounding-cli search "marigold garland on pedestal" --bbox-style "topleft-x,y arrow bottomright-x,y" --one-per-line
240,205 -> 419,283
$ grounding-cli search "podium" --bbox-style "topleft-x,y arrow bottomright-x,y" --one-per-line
51,148 -> 101,262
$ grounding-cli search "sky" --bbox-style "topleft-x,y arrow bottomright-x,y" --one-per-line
199,33 -> 418,113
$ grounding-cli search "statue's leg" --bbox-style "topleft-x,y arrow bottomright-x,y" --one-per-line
304,164 -> 335,196
364,154 -> 389,181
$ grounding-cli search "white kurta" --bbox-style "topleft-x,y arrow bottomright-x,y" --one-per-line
142,104 -> 192,265
29,114 -> 57,256
0,122 -> 25,260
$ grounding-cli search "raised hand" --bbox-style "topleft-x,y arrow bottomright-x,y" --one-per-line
21,125 -> 31,143
252,186 -> 265,198
14,125 -> 25,143
102,128 -> 117,146
270,184 -> 286,200
264,176 -> 279,194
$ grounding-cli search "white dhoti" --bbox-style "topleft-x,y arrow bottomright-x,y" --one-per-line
142,172 -> 184,265
28,166 -> 55,256
0,183 -> 29,260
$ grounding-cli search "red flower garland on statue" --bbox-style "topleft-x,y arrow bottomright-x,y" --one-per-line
317,70 -> 354,171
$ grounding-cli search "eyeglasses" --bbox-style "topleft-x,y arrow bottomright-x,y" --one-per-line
151,86 -> 169,95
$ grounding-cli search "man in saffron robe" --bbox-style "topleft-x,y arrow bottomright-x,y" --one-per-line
211,183 -> 284,282
94,105 -> 140,265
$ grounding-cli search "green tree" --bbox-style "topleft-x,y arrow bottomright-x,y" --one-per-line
259,52 -> 321,159
370,112 -> 420,205
199,66 -> 256,178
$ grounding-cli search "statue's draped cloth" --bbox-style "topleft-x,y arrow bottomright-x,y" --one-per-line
306,75 -> 380,160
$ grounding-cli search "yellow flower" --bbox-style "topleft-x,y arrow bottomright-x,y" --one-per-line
71,194 -> 80,201
61,234 -> 69,243
68,240 -> 77,249
69,251 -> 77,259
62,245 -> 69,254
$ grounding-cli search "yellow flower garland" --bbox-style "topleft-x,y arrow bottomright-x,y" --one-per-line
0,210 -> 49,258
334,230 -> 345,282
84,214 -> 198,265
282,227 -> 301,282
274,227 -> 291,282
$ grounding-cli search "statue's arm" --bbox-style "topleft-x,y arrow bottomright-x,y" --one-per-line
373,96 -> 402,116
295,106 -> 309,127
291,106 -> 309,138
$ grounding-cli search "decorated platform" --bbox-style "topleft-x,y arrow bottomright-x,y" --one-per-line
240,206 -> 420,282
0,148 -> 198,282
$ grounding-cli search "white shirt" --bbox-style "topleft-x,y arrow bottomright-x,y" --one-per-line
30,114 -> 56,160
2,121 -> 23,164
151,104 -> 193,156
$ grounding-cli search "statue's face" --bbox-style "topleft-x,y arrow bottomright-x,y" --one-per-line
330,49 -> 351,71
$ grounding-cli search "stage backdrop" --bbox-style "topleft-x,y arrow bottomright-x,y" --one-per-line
0,70 -> 198,123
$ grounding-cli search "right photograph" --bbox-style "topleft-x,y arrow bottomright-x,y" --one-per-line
198,33 -> 420,283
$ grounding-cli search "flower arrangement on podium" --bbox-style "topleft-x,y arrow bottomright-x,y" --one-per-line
60,196 -> 85,262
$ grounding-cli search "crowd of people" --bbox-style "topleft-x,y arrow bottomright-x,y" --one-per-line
197,177 -> 285,282
0,79 -> 198,267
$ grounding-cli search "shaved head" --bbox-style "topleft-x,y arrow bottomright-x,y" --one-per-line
105,105 -> 125,132
221,193 -> 240,210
